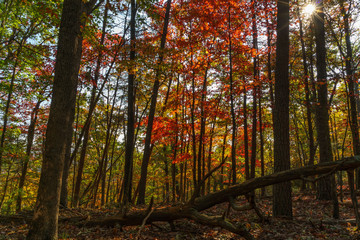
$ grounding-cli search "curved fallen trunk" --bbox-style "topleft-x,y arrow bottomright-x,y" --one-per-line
80,156 -> 360,240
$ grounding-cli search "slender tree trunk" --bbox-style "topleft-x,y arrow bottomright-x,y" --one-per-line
164,151 -> 170,203
0,164 -> 12,210
73,90 -> 95,207
16,101 -> 41,212
273,0 -> 292,218
0,60 -> 17,173
198,70 -> 208,193
250,1 -> 258,180
191,74 -> 197,190
339,0 -> 360,186
137,0 -> 172,205
298,4 -> 315,170
259,94 -> 265,196
197,70 -> 208,192
243,84 -> 249,180
266,0 -> 274,112
71,3 -> 110,206
220,124 -> 228,190
122,0 -> 137,207
228,6 -> 237,185
207,122 -> 215,194
264,1 -> 273,196
60,111 -> 74,208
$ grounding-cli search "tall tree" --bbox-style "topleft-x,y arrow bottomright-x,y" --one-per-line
273,0 -> 292,217
16,100 -> 42,212
250,0 -> 258,180
71,0 -> 110,208
339,0 -> 360,184
137,0 -> 172,205
26,0 -> 101,239
122,0 -> 137,207
297,1 -> 316,173
313,0 -> 335,201
228,5 -> 237,185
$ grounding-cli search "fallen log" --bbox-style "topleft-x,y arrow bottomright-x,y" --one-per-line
78,156 -> 360,239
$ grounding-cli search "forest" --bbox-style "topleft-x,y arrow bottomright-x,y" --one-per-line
2,0 -> 360,239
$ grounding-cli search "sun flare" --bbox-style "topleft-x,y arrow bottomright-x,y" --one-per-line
303,3 -> 316,16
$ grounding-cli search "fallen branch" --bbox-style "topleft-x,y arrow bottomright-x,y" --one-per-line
135,197 -> 154,240
78,156 -> 360,238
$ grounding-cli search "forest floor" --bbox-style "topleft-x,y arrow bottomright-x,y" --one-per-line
1,191 -> 360,239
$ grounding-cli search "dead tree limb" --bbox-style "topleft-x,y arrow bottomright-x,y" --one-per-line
80,156 -> 360,238
192,156 -> 360,211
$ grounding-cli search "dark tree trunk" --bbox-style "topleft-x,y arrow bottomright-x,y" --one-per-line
137,0 -> 172,205
266,0 -> 274,112
207,122 -> 215,193
26,0 -> 100,238
228,6 -> 237,185
73,92 -> 95,207
243,85 -> 249,180
298,4 -> 315,170
259,95 -> 265,196
0,60 -> 17,173
122,0 -> 136,206
60,113 -> 74,208
16,100 -> 41,212
273,0 -> 292,218
197,70 -> 208,193
339,0 -> 360,185
63,0 -> 109,209
250,0 -> 258,180
220,124 -> 228,190
313,1 -> 334,201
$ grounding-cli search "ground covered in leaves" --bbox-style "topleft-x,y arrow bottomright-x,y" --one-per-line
1,192 -> 360,239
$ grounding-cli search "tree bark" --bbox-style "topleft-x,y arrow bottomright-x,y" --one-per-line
243,83 -> 249,180
122,0 -> 137,207
250,0 -> 258,180
297,4 -> 315,170
228,6 -> 237,185
313,0 -> 335,201
273,0 -> 292,217
339,0 -> 360,185
26,0 -> 101,238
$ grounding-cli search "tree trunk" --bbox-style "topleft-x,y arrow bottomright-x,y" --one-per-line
273,0 -> 292,218
297,4 -> 315,170
313,1 -> 335,201
122,0 -> 136,207
73,96 -> 95,207
137,0 -> 172,205
220,124 -> 228,190
194,69 -> 208,195
0,60 -> 17,173
250,0 -> 258,180
339,0 -> 360,186
16,100 -> 41,212
243,84 -> 249,180
259,94 -> 265,196
60,114 -> 74,208
228,6 -> 237,185
71,1 -> 109,207
26,0 -> 99,238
